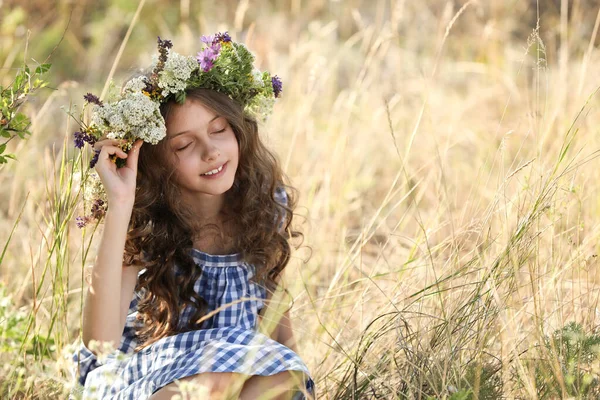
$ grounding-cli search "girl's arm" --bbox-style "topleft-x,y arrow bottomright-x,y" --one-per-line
260,279 -> 299,353
259,299 -> 298,353
82,205 -> 139,351
275,309 -> 298,353
81,139 -> 143,353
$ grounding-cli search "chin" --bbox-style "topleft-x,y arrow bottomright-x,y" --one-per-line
199,178 -> 236,195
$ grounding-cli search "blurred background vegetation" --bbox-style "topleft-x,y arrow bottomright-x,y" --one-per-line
4,0 -> 600,398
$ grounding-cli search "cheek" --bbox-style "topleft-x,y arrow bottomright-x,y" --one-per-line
233,141 -> 240,159
226,134 -> 240,161
175,157 -> 198,179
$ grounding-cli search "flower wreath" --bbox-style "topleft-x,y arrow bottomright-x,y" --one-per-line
73,32 -> 283,228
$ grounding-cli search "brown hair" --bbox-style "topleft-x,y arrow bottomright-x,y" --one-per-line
122,88 -> 300,350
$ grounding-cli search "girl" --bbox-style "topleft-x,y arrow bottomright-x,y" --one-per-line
71,35 -> 314,399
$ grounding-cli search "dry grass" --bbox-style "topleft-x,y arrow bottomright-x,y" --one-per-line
2,0 -> 600,398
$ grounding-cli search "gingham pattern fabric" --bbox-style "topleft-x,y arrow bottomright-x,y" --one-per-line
70,187 -> 315,399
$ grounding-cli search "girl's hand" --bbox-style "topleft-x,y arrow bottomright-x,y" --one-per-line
93,139 -> 143,206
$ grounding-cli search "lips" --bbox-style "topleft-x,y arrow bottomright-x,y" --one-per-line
201,163 -> 225,176
200,161 -> 227,179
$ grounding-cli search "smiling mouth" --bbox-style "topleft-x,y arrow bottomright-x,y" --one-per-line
201,162 -> 227,176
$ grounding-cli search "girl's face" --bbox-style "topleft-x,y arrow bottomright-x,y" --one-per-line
164,99 -> 239,200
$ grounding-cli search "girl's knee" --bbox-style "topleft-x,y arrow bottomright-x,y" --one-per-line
240,371 -> 307,400
149,372 -> 240,400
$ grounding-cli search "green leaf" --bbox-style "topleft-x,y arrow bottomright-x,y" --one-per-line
175,91 -> 186,104
449,390 -> 472,400
0,61 -> 51,166
10,113 -> 30,131
33,78 -> 49,89
14,74 -> 23,90
35,63 -> 51,75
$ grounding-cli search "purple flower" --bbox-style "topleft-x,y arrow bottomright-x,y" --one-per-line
157,36 -> 173,50
271,75 -> 283,98
89,149 -> 100,168
200,35 -> 215,46
86,132 -> 97,146
75,216 -> 89,228
197,55 -> 214,72
154,37 -> 173,80
83,93 -> 103,106
196,45 -> 221,72
90,199 -> 106,219
212,42 -> 221,54
74,130 -> 97,149
143,78 -> 154,94
74,131 -> 86,149
215,32 -> 231,43
199,34 -> 222,59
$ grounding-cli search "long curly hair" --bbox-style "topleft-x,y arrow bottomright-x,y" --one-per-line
122,88 -> 300,351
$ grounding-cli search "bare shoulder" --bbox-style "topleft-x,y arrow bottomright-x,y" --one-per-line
122,263 -> 144,290
123,263 -> 144,274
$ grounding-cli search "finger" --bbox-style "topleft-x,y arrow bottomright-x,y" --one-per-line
93,138 -> 126,149
99,144 -> 129,161
93,138 -> 127,150
94,138 -> 124,147
125,140 -> 144,173
94,145 -> 126,179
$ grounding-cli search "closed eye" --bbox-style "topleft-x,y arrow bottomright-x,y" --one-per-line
176,128 -> 225,150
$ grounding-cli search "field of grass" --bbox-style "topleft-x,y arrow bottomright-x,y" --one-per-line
3,0 -> 600,398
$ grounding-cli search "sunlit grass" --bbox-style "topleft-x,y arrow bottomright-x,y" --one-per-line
2,0 -> 600,398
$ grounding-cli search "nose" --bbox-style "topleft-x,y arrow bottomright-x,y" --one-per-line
202,142 -> 220,163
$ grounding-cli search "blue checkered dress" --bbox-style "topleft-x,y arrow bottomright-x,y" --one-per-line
70,188 -> 314,399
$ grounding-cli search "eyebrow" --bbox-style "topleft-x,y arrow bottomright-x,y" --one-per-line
168,115 -> 222,139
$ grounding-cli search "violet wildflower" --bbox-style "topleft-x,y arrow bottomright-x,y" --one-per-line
74,131 -> 86,149
157,36 -> 173,50
89,149 -> 100,168
196,44 -> 221,72
215,32 -> 231,43
85,131 -> 97,146
74,130 -> 97,149
83,93 -> 103,106
271,75 -> 283,98
90,199 -> 106,219
197,54 -> 214,72
75,216 -> 89,228
143,78 -> 155,94
200,35 -> 214,46
154,36 -> 173,81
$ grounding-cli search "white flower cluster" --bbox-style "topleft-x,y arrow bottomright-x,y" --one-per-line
83,171 -> 108,203
158,52 -> 198,97
91,91 -> 166,145
122,76 -> 148,93
244,93 -> 275,121
251,69 -> 265,87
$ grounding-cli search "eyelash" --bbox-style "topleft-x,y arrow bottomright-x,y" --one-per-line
176,129 -> 226,151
